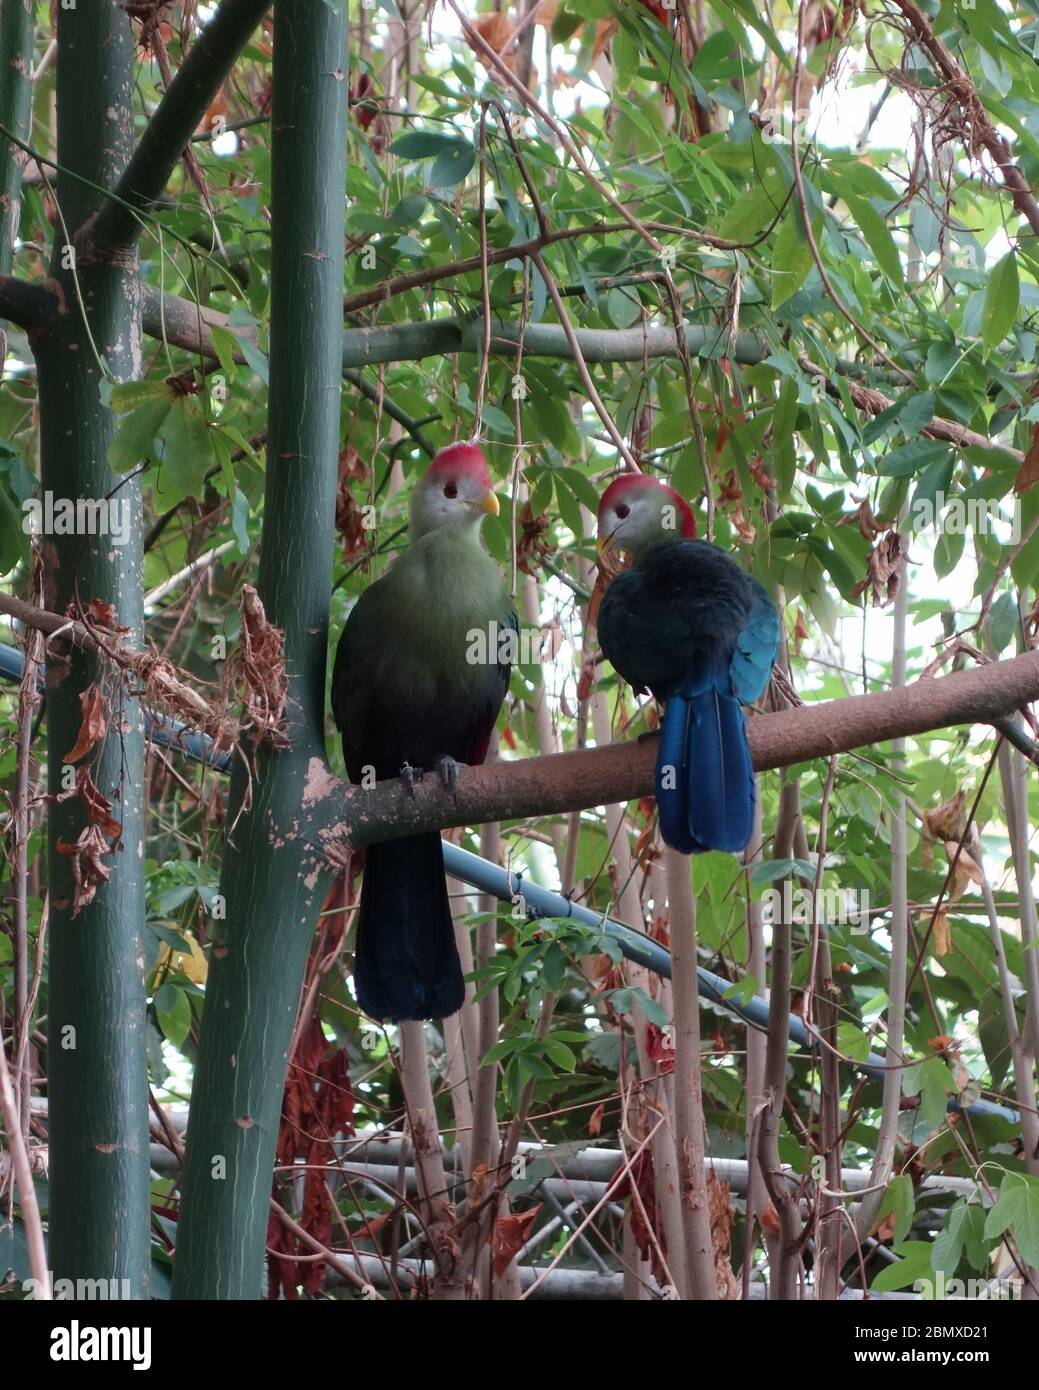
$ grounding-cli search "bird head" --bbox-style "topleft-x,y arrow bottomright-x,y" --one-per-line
410,443 -> 500,539
596,474 -> 696,567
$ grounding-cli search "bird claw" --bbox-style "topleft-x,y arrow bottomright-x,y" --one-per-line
400,761 -> 422,797
322,837 -> 353,875
435,755 -> 464,801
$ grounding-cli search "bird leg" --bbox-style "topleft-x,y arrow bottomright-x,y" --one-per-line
399,761 -> 422,797
435,755 -> 464,802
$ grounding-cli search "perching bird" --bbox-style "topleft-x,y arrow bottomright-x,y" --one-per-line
595,475 -> 780,855
332,443 -> 517,1021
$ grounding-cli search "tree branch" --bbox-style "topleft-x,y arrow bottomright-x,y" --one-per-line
0,273 -> 55,332
888,0 -> 1039,240
305,649 -> 1039,856
137,285 -> 1017,455
88,0 -> 272,256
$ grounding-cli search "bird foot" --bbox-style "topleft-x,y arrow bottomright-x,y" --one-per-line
322,837 -> 353,875
399,761 -> 422,797
435,755 -> 465,801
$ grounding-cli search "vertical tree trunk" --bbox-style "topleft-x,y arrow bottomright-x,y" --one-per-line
665,847 -> 716,1298
0,0 -> 34,367
32,0 -> 150,1297
172,0 -> 348,1299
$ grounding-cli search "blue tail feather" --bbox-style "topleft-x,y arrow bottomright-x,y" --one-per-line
656,687 -> 756,855
656,696 -> 700,853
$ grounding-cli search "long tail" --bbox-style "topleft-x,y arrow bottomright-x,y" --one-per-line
354,834 -> 465,1022
656,690 -> 756,854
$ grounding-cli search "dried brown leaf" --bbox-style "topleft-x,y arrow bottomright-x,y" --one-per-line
63,683 -> 107,764
491,1206 -> 542,1278
923,790 -> 966,843
56,824 -> 114,916
945,841 -> 983,899
707,1172 -> 739,1299
852,531 -> 904,608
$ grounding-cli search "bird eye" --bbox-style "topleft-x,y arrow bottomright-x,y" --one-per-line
615,503 -> 630,519
444,483 -> 458,499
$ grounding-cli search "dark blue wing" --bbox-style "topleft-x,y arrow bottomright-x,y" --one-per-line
729,579 -> 780,706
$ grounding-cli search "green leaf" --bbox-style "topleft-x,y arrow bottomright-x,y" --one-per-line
903,1057 -> 952,1129
390,130 -> 465,159
982,250 -> 1019,351
875,440 -> 952,478
231,487 -> 250,556
109,379 -> 177,412
389,130 -> 475,187
846,195 -> 904,288
155,985 -> 191,1050
933,527 -> 965,578
933,1198 -> 988,1276
870,1240 -> 933,1292
717,174 -> 786,241
771,209 -> 815,310
606,286 -> 641,328
0,476 -> 27,574
542,1037 -> 577,1072
876,1174 -> 915,1244
837,1022 -> 871,1062
898,391 -> 935,437
481,1036 -> 520,1065
109,396 -> 173,473
984,1171 -> 1039,1265
429,140 -> 475,188
207,324 -> 240,382
156,398 -> 215,508
988,590 -> 1018,653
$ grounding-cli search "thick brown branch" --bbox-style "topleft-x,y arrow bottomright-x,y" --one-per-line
306,649 -> 1039,856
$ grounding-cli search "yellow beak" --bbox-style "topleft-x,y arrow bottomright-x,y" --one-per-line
596,535 -> 614,560
480,492 -> 500,517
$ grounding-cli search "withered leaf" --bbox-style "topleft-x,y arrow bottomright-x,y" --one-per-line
945,841 -> 984,899
491,1206 -> 543,1279
923,790 -> 966,843
852,531 -> 904,608
707,1172 -> 739,1299
63,683 -> 107,764
840,497 -> 882,541
932,906 -> 951,957
56,824 -> 114,916
84,597 -> 120,628
75,766 -> 122,838
792,608 -> 809,657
